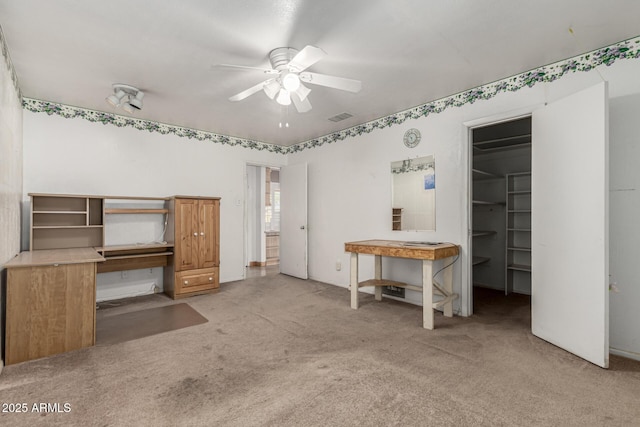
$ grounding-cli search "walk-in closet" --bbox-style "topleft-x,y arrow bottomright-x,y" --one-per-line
471,116 -> 532,302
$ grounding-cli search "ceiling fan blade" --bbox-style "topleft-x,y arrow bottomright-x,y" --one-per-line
217,64 -> 279,75
296,83 -> 311,101
291,91 -> 312,113
299,71 -> 362,93
287,45 -> 326,73
229,79 -> 272,101
263,79 -> 281,99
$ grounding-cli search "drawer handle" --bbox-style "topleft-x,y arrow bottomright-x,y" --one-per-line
193,232 -> 198,236
209,277 -> 213,281
184,280 -> 189,285
200,232 -> 205,236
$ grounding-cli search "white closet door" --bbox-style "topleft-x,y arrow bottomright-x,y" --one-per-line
531,82 -> 609,368
279,162 -> 308,279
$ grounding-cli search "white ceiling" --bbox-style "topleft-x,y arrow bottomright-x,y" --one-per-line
2,1 -> 639,146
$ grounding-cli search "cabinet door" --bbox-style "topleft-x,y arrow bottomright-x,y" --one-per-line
198,199 -> 219,268
175,199 -> 199,271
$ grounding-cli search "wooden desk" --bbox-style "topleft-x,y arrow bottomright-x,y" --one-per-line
4,248 -> 105,365
344,240 -> 459,329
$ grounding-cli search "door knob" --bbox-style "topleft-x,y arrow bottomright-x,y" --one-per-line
200,232 -> 205,236
193,232 -> 197,236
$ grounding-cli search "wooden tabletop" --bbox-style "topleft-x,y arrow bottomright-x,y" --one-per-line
4,248 -> 105,268
345,239 -> 459,260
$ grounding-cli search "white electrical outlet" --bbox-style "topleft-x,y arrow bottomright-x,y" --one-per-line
336,261 -> 342,271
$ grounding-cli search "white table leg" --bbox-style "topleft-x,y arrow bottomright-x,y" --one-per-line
423,259 -> 434,329
350,252 -> 359,309
374,254 -> 382,301
443,257 -> 454,318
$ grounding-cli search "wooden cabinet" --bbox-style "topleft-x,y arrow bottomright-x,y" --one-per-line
4,248 -> 103,365
174,198 -> 218,271
165,197 -> 220,298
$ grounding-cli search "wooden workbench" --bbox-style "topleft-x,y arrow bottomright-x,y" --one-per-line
344,239 -> 459,329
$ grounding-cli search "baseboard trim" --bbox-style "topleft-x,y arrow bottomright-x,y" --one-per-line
249,261 -> 266,267
610,347 -> 640,362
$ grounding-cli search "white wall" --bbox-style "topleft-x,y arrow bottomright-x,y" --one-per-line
22,112 -> 287,298
0,28 -> 23,369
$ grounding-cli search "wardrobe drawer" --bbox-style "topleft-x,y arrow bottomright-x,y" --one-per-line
175,267 -> 219,295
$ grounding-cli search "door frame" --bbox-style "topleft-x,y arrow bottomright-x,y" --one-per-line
243,161 -> 284,279
462,106 -> 542,316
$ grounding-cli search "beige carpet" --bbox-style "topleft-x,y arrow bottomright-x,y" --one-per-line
0,274 -> 639,426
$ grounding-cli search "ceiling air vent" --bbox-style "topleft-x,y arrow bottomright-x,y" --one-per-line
328,112 -> 353,122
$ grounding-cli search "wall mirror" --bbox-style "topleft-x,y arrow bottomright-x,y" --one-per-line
391,155 -> 436,231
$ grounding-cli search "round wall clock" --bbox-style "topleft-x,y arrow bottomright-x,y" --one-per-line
403,128 -> 421,148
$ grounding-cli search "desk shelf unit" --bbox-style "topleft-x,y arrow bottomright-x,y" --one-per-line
30,194 -> 175,273
96,243 -> 174,273
101,196 -> 172,272
104,208 -> 169,214
505,172 -> 532,294
28,193 -> 221,300
31,194 -> 104,250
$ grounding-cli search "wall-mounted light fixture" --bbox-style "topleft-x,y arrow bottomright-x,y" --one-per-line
106,84 -> 144,113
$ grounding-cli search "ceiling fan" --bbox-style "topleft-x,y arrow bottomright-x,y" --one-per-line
221,45 -> 362,113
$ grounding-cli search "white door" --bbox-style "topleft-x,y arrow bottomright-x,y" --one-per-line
279,162 -> 308,279
531,82 -> 609,368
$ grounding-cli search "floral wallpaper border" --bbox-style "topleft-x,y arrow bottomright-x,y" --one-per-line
0,25 -> 22,99
391,159 -> 435,175
22,99 -> 289,154
23,35 -> 640,154
288,35 -> 640,153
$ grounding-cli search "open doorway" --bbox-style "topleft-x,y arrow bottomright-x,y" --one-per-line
246,165 -> 280,278
470,116 -> 532,317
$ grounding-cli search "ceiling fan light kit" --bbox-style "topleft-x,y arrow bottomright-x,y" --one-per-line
224,45 -> 362,113
105,84 -> 144,113
281,72 -> 300,91
276,89 -> 292,106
